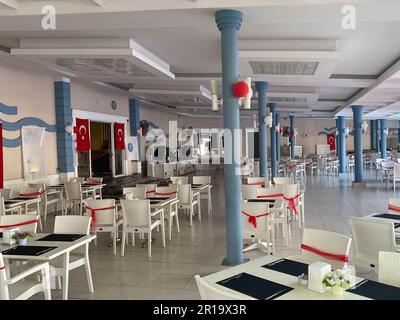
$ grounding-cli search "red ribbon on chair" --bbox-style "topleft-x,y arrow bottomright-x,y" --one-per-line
85,206 -> 116,230
388,204 -> 400,213
0,266 -> 5,270
19,191 -> 45,197
0,219 -> 39,229
283,194 -> 302,214
241,211 -> 271,228
301,244 -> 349,262
85,178 -> 102,185
257,193 -> 283,199
155,191 -> 177,196
146,189 -> 156,195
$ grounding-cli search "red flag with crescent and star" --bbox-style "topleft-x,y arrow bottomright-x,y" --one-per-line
327,133 -> 336,151
74,118 -> 91,152
114,122 -> 125,150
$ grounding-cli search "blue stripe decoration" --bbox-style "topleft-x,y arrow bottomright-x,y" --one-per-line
0,117 -> 57,132
3,137 -> 22,148
0,103 -> 18,115
324,127 -> 336,132
318,131 -> 328,136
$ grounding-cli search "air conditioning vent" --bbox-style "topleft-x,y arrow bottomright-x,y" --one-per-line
249,61 -> 319,75
268,97 -> 308,103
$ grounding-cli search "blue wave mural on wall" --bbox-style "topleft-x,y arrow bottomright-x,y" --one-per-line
318,126 -> 337,136
1,102 -> 57,148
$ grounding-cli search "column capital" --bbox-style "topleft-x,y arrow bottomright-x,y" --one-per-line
215,10 -> 243,31
268,102 -> 277,112
351,104 -> 363,114
380,119 -> 388,128
255,81 -> 269,93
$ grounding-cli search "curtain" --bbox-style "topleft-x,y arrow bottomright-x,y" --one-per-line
22,126 -> 46,180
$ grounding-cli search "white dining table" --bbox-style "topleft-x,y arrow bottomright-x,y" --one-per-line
202,255 -> 373,300
0,233 -> 96,300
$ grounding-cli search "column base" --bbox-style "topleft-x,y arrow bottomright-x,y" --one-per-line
59,172 -> 75,183
221,257 -> 249,266
352,181 -> 367,188
338,173 -> 348,179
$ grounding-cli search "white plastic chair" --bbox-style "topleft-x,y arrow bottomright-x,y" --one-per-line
120,199 -> 165,257
29,183 -> 63,221
194,275 -> 253,300
18,186 -> 43,230
177,184 -> 201,226
84,199 -> 122,255
246,177 -> 267,186
349,217 -> 400,272
390,163 -> 400,191
85,177 -> 104,199
0,214 -> 39,233
122,187 -> 147,199
155,185 -> 178,198
137,183 -> 157,198
193,176 -> 213,214
170,176 -> 188,185
301,228 -> 352,270
0,254 -> 51,300
242,201 -> 275,255
0,192 -> 20,215
388,198 -> 400,213
64,182 -> 92,216
49,216 -> 93,293
153,186 -> 180,240
378,251 -> 400,288
283,184 -> 304,228
241,185 -> 260,200
273,177 -> 294,185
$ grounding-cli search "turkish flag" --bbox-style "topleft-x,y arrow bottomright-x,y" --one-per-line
114,123 -> 125,150
327,133 -> 336,151
74,118 -> 91,152
0,123 -> 3,188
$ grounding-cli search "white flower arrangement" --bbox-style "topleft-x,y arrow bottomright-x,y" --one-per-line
323,269 -> 352,289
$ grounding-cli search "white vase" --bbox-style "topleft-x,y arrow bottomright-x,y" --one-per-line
18,238 -> 28,246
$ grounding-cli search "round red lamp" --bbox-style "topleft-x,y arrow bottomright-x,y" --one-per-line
232,81 -> 249,98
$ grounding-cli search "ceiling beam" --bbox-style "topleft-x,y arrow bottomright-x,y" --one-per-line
0,0 -> 18,10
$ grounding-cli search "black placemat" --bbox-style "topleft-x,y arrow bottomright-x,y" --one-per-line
191,184 -> 204,188
2,245 -> 57,256
10,197 -> 36,201
146,197 -> 170,201
395,223 -> 400,229
247,199 -> 276,203
262,259 -> 308,277
150,200 -> 163,204
37,234 -> 85,242
216,272 -> 293,300
373,213 -> 400,221
347,279 -> 400,300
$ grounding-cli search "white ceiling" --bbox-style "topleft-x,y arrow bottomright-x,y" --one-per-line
0,0 -> 400,119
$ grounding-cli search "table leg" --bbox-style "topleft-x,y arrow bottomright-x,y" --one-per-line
62,252 -> 70,300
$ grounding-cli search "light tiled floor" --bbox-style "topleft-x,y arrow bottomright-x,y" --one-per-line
38,168 -> 397,300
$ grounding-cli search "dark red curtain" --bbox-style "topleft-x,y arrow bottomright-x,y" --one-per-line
114,123 -> 125,150
74,118 -> 91,152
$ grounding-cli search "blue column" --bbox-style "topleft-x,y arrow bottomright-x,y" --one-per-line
54,80 -> 74,173
129,99 -> 141,161
275,112 -> 281,162
289,114 -> 295,159
269,103 -> 277,178
352,105 -> 364,183
215,9 -> 244,266
376,120 -> 381,155
380,119 -> 388,160
255,81 -> 268,177
370,120 -> 377,151
338,116 -> 346,173
335,118 -> 339,157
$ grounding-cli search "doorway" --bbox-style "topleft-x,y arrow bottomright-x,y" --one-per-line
90,121 -> 112,177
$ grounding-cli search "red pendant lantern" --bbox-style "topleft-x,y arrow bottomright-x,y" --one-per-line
232,81 -> 249,98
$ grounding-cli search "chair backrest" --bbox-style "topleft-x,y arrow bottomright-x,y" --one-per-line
283,184 -> 301,199
64,182 -> 82,200
192,176 -> 211,185
54,216 -> 91,235
381,160 -> 395,169
84,199 -> 116,226
121,199 -> 151,227
241,201 -> 272,240
246,177 -> 266,186
256,186 -> 284,198
177,184 -> 192,205
136,184 -> 156,197
194,275 -> 252,300
394,164 -> 400,179
349,217 -> 396,269
85,177 -> 103,185
0,214 -> 39,233
378,251 -> 400,288
18,186 -> 43,198
0,197 -> 5,216
388,198 -> 400,213
122,187 -> 147,199
155,185 -> 178,198
301,228 -> 352,270
70,177 -> 85,183
273,177 -> 294,185
0,253 -> 8,299
0,189 -> 12,200
170,176 -> 189,185
241,185 -> 260,200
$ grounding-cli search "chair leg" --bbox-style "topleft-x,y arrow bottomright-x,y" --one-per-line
112,231 -> 117,255
84,246 -> 94,293
148,231 -> 152,258
168,217 -> 172,241
41,265 -> 52,300
161,220 -> 166,248
175,209 -> 180,233
189,208 -> 193,226
121,230 -> 126,256
132,232 -> 135,247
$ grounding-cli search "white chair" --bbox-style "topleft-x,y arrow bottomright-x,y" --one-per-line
120,199 -> 165,257
84,199 -> 122,255
241,185 -> 260,200
153,186 -> 180,240
246,177 -> 267,186
17,187 -> 43,230
70,177 -> 85,183
194,275 -> 253,300
137,183 -> 157,197
388,198 -> 400,213
193,176 -> 213,214
378,251 -> 400,288
0,188 -> 12,200
242,201 -> 275,255
64,182 -> 92,216
346,155 -> 355,173
0,192 -> 20,215
273,177 -> 294,185
177,184 -> 201,226
170,176 -> 188,185
301,228 -> 352,270
0,254 -> 51,300
283,184 -> 304,228
349,217 -> 400,272
155,185 -> 178,198
0,214 -> 39,233
49,216 -> 93,294
29,183 -> 63,221
84,177 -> 103,199
390,163 -> 400,191
122,187 -> 147,199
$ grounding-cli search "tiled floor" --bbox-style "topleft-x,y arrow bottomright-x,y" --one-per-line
38,168 -> 397,300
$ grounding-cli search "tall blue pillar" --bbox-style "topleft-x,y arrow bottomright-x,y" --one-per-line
376,120 -> 381,155
129,99 -> 142,161
54,79 -> 74,174
215,9 -> 244,266
275,113 -> 281,162
269,103 -> 277,178
380,119 -> 388,160
255,82 -> 268,177
289,114 -> 295,159
338,116 -> 346,173
370,120 -> 377,151
352,105 -> 364,183
335,118 -> 340,157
